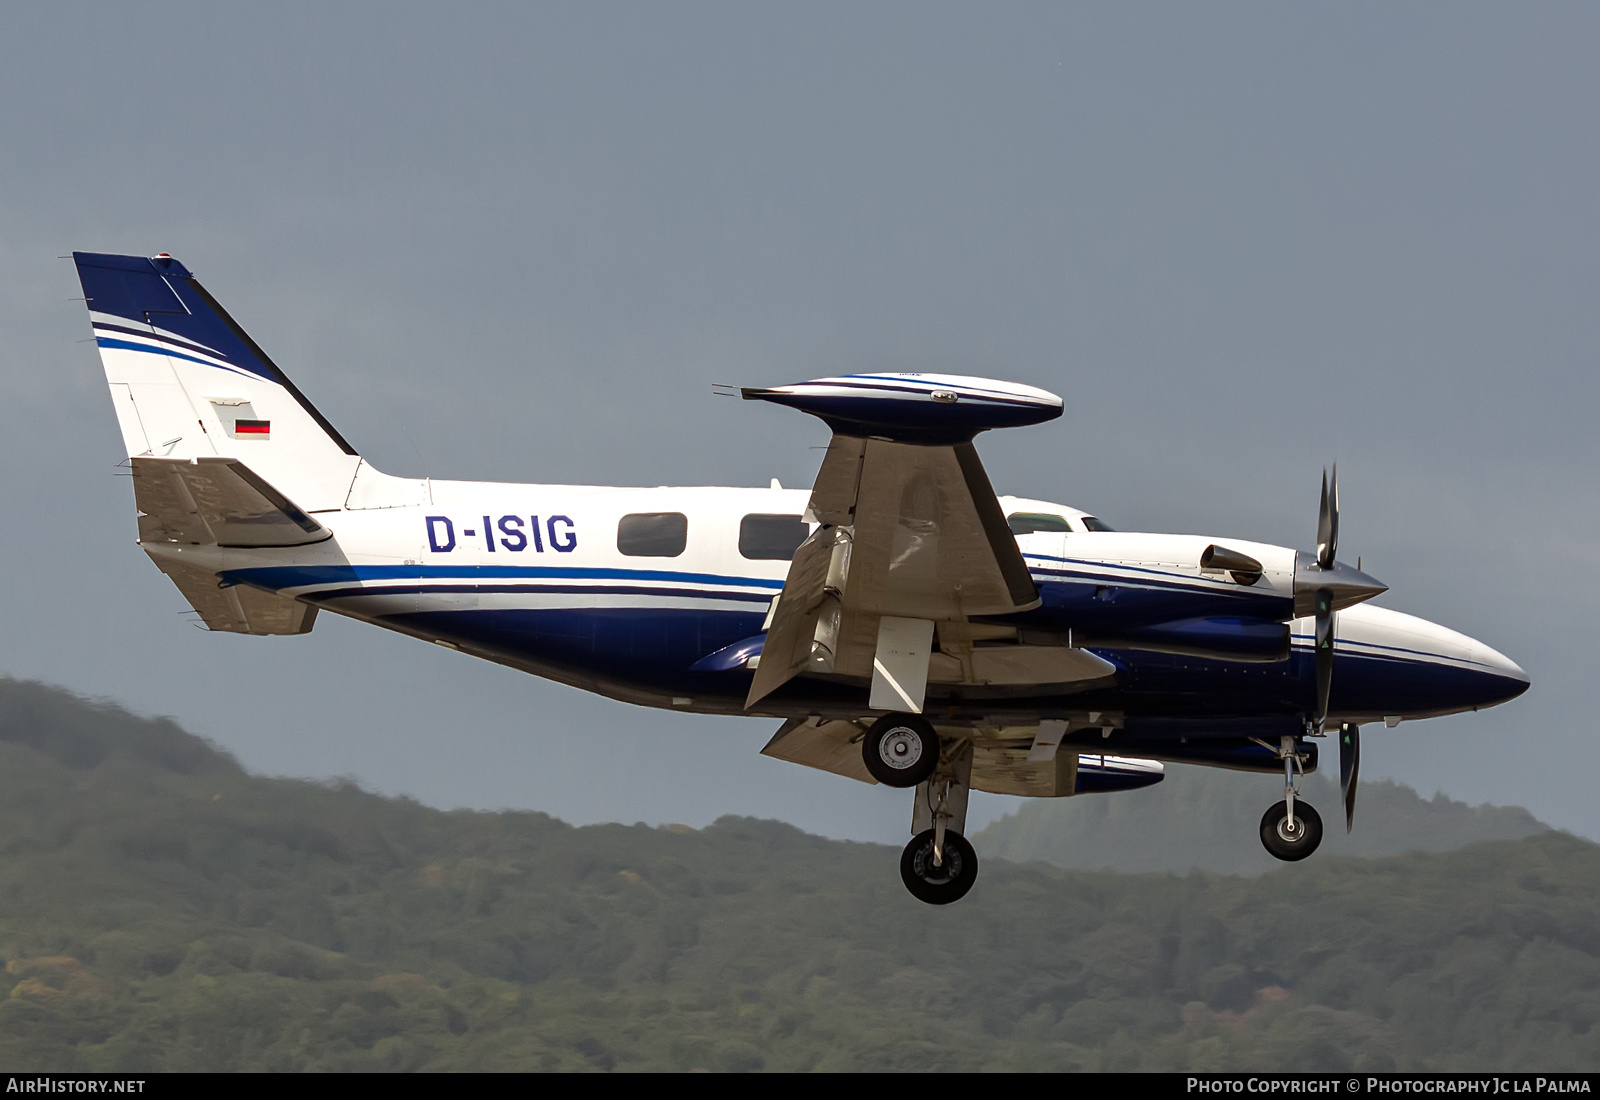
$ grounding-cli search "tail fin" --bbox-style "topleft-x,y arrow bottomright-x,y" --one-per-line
74,252 -> 362,512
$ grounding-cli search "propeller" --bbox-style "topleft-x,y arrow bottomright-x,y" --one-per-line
1311,465 -> 1339,733
1297,465 -> 1385,833
1339,722 -> 1360,833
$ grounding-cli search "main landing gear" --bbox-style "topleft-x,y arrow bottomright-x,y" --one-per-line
866,715 -> 978,905
1259,734 -> 1323,861
901,829 -> 978,905
861,713 -> 939,787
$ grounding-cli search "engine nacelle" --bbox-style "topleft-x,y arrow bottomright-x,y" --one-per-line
1074,754 -> 1166,794
1094,737 -> 1319,775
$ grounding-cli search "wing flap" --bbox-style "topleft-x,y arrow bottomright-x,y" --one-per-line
745,528 -> 836,707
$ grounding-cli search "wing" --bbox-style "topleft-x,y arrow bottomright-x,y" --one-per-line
742,374 -> 1111,710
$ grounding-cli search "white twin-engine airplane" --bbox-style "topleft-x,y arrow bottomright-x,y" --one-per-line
74,251 -> 1529,904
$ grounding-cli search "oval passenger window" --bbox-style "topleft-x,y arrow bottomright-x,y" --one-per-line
739,514 -> 809,560
618,512 -> 688,557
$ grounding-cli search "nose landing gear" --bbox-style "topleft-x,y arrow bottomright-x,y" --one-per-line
1260,799 -> 1324,861
1260,734 -> 1324,861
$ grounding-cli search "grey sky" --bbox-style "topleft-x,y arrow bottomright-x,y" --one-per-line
1,3 -> 1594,843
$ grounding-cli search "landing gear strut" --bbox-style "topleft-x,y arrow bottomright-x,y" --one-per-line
899,735 -> 977,904
1259,734 -> 1323,861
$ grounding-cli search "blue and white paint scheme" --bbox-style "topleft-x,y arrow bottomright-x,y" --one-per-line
72,252 -> 1529,904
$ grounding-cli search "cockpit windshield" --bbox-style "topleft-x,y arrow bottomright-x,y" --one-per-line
1081,516 -> 1115,532
1007,513 -> 1074,535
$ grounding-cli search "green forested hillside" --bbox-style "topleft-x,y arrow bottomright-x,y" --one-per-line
975,763 -> 1548,875
0,677 -> 1595,1072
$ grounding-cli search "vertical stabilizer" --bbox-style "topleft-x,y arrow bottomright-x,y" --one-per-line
73,252 -> 362,512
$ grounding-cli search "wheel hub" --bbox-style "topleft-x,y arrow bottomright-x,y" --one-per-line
911,840 -> 962,884
1276,817 -> 1306,844
901,828 -> 977,903
879,727 -> 923,770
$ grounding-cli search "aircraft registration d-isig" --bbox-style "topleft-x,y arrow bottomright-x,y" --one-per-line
72,251 -> 1530,904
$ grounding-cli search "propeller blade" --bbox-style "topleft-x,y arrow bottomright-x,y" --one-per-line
1313,589 -> 1334,731
1311,468 -> 1343,738
1339,722 -> 1361,833
1316,465 -> 1340,569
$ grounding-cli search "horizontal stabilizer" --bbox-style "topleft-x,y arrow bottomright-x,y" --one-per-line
133,457 -> 330,548
150,554 -> 318,635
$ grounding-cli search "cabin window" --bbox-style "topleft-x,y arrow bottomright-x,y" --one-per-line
1007,512 -> 1074,536
618,512 -> 688,557
1081,516 -> 1116,532
739,514 -> 809,560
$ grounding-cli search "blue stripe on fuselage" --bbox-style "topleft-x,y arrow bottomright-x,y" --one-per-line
305,583 -> 772,605
225,564 -> 785,591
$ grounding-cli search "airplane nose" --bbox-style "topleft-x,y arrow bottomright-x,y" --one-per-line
1338,605 -> 1529,717
1477,642 -> 1530,703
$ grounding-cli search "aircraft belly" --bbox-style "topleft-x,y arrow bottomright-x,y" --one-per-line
366,604 -> 1514,720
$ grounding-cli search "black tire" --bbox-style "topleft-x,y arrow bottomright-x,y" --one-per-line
1259,799 -> 1324,862
900,829 -> 978,905
861,714 -> 940,788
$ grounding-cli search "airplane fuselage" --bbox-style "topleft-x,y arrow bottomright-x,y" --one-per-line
148,478 -> 1528,760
